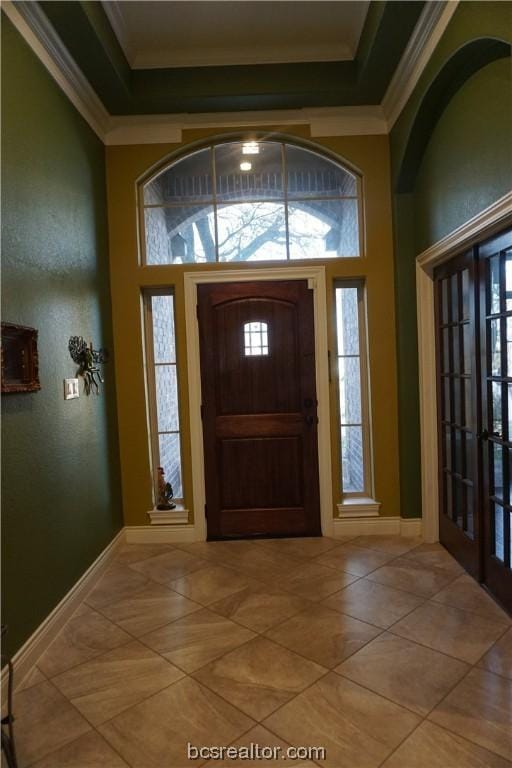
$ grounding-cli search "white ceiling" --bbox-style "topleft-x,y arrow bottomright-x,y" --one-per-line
102,1 -> 370,70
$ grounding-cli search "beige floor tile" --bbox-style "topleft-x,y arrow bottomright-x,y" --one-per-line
99,677 -> 254,768
169,564 -> 257,606
315,544 -> 394,577
99,581 -> 200,637
222,546 -> 306,583
392,601 -> 509,664
263,672 -> 420,768
38,606 -> 132,678
279,561 -> 358,601
51,639 -> 184,726
429,668 -> 512,761
431,575 -> 512,624
381,721 -> 511,768
32,730 -> 130,767
322,578 -> 424,629
12,680 -> 91,767
172,540 -> 239,563
210,583 -> 311,633
336,632 -> 469,716
479,627 -> 512,680
141,607 -> 255,672
128,549 -> 208,585
193,636 -> 326,720
202,725 -> 320,767
351,535 -> 423,557
256,536 -> 348,559
86,565 -> 150,609
16,665 -> 46,693
366,557 -> 459,598
402,543 -> 465,575
113,543 -> 174,565
266,605 -> 381,668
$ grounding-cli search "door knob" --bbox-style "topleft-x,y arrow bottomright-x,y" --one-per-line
477,429 -> 502,440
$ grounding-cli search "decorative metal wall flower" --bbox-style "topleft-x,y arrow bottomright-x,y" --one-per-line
68,336 -> 108,395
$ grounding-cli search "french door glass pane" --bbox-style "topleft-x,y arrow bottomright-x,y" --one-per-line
506,250 -> 512,311
444,427 -> 451,470
462,269 -> 470,320
463,379 -> 472,427
494,503 -> 505,561
451,275 -> 459,321
490,255 -> 501,314
508,384 -> 512,440
442,329 -> 450,373
490,318 -> 501,375
466,487 -> 474,538
452,327 -> 460,373
463,324 -> 471,374
441,279 -> 449,324
507,317 -> 512,374
453,480 -> 463,528
493,442 -> 504,501
444,378 -> 451,422
492,382 -> 503,435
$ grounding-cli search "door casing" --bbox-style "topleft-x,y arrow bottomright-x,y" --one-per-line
416,192 -> 512,543
184,265 -> 334,541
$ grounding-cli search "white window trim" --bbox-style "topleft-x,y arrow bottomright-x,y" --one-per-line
335,279 -> 378,516
142,288 -> 185,510
184,265 -> 334,540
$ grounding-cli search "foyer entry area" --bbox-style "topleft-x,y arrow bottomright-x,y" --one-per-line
11,535 -> 511,767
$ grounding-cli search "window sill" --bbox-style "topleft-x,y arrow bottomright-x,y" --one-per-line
147,504 -> 189,525
337,497 -> 381,518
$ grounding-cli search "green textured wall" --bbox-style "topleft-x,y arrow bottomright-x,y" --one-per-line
391,1 -> 511,520
1,17 -> 122,657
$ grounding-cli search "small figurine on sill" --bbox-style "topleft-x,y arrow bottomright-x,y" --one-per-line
156,466 -> 176,510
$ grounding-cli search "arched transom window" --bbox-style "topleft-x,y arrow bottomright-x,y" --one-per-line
141,141 -> 361,264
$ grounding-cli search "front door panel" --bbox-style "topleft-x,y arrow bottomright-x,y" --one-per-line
198,280 -> 321,539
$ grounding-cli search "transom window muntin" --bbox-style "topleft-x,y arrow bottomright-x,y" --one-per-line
244,322 -> 269,356
141,141 -> 362,265
335,281 -> 373,497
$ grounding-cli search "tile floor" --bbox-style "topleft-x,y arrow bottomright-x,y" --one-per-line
8,535 -> 512,768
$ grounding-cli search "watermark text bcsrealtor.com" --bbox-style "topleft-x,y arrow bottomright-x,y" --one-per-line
187,742 -> 326,761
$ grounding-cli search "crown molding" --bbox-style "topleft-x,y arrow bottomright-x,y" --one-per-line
382,0 -> 459,129
417,191 -> 512,270
104,106 -> 388,145
101,0 -> 136,67
2,0 -> 110,139
4,0 -> 458,144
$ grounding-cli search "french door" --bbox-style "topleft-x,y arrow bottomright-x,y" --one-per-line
435,228 -> 512,612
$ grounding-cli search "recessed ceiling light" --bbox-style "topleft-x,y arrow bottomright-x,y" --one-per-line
242,142 -> 259,155
240,161 -> 252,171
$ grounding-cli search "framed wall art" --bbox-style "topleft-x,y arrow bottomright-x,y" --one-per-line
1,322 -> 41,394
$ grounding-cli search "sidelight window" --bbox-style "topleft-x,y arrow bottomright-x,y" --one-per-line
141,141 -> 362,264
143,290 -> 183,503
335,281 -> 372,497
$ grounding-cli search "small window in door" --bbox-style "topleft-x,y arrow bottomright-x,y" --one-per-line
244,322 -> 269,356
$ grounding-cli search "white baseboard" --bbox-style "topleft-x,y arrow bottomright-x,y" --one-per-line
3,528 -> 126,698
333,516 -> 423,538
125,524 -> 197,544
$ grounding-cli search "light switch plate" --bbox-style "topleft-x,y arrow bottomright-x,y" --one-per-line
64,378 -> 80,400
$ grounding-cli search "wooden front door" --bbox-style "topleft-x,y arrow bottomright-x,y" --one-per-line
197,280 -> 321,540
435,228 -> 512,612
